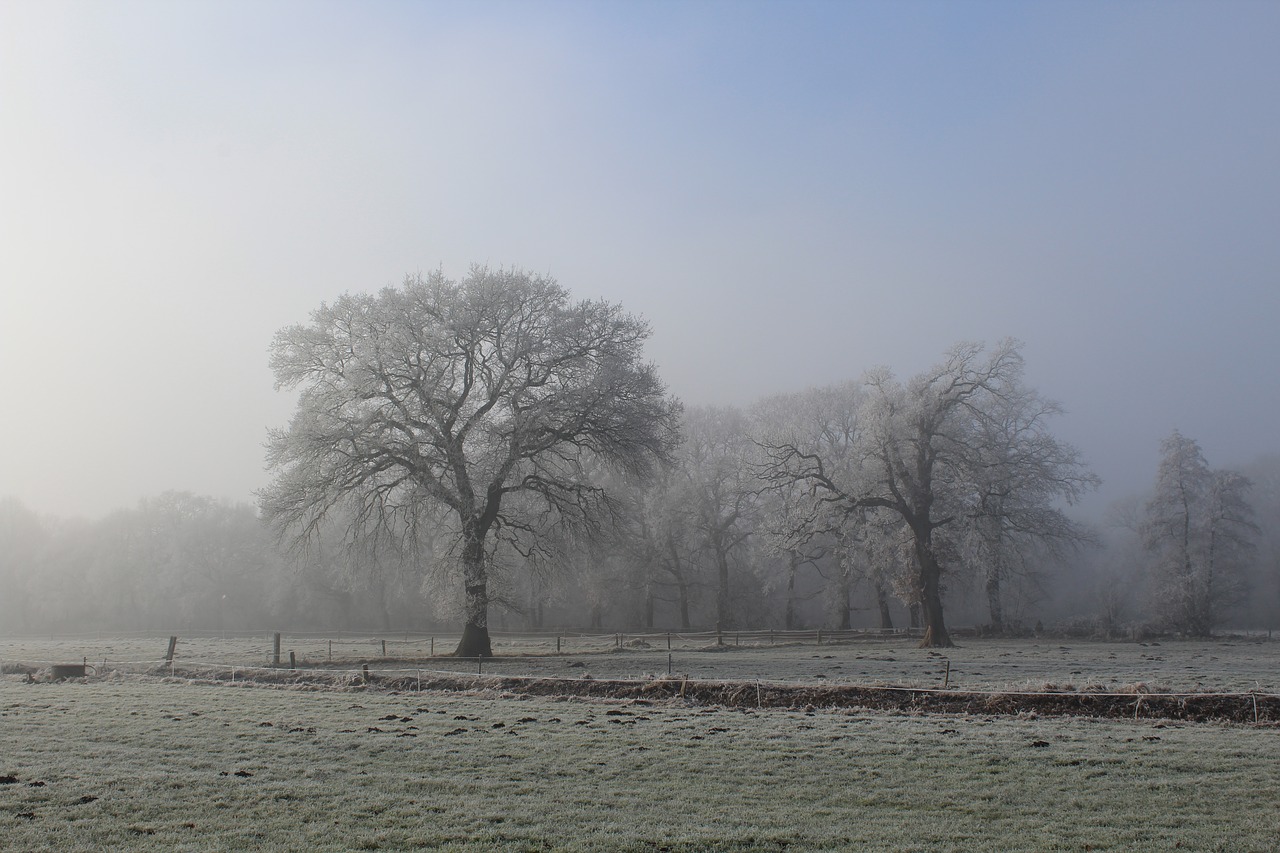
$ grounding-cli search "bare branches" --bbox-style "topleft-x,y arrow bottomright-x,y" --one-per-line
262,267 -> 680,653
752,340 -> 1097,645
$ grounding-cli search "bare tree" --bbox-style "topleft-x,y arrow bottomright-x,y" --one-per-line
962,383 -> 1099,633
759,340 -> 1094,647
1142,431 -> 1256,635
753,383 -> 866,629
262,268 -> 680,656
680,406 -> 757,635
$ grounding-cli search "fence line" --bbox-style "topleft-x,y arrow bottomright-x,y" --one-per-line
8,650 -> 1280,705
52,657 -> 1280,704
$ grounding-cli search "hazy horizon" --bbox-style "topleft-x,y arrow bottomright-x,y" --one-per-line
3,1 -> 1278,521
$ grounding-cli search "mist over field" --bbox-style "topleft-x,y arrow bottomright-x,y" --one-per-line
1,2 -> 1278,642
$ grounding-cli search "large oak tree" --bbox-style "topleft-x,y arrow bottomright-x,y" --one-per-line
262,268 -> 680,656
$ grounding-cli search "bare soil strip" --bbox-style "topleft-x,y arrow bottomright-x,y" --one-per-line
167,667 -> 1280,724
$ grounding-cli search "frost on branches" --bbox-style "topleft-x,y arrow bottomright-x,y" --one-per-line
757,340 -> 1097,648
261,268 -> 680,657
1142,431 -> 1257,636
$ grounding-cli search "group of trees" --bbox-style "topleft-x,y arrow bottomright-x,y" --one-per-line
3,271 -> 1275,646
260,271 -> 1099,651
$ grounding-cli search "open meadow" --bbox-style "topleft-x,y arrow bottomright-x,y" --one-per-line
3,632 -> 1279,692
3,636 -> 1279,850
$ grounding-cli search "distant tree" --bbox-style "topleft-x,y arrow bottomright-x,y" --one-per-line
0,498 -> 47,634
261,268 -> 680,656
621,468 -> 702,631
753,383 -> 866,629
962,382 -> 1099,633
679,406 -> 757,635
1142,431 -> 1256,635
1239,455 -> 1280,630
759,340 -> 1095,647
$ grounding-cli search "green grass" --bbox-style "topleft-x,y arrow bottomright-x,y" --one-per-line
2,678 -> 1278,851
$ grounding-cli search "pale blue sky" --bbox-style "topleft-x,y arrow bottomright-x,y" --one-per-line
2,0 -> 1277,518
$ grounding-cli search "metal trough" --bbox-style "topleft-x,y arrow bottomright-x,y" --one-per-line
50,664 -> 90,680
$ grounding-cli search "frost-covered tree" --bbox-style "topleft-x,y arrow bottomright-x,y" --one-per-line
262,268 -> 680,656
963,383 -> 1099,633
622,467 -> 702,631
1142,431 -> 1256,635
754,382 -> 868,628
759,340 -> 1094,647
679,406 -> 757,634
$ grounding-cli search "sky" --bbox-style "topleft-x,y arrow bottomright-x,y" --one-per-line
1,0 -> 1278,521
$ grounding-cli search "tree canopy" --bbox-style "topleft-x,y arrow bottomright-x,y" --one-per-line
261,268 -> 681,656
757,340 -> 1098,647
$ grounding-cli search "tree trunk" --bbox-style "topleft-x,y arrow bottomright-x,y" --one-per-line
454,534 -> 492,657
667,540 -> 692,632
916,546 -> 952,648
784,554 -> 798,631
836,573 -> 852,630
715,548 -> 732,632
875,579 -> 893,631
985,570 -> 1004,635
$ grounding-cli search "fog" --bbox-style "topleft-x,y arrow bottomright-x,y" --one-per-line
3,0 -> 1278,523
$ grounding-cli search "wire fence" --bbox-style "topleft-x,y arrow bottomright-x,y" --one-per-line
6,629 -> 1280,719
0,627 -> 921,669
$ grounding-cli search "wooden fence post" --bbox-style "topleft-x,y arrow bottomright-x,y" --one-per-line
289,651 -> 296,670
273,633 -> 281,667
381,639 -> 387,657
165,636 -> 178,664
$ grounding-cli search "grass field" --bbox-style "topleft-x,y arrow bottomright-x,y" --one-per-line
4,634 -> 1280,693
3,666 -> 1279,851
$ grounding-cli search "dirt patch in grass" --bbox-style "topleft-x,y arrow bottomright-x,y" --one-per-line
164,667 -> 1280,724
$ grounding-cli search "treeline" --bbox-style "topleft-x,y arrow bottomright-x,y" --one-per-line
2,428 -> 1275,639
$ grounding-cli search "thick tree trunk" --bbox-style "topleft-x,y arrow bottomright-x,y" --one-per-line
916,546 -> 952,648
909,602 -> 920,630
454,533 -> 493,658
456,619 -> 491,658
456,580 -> 492,657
